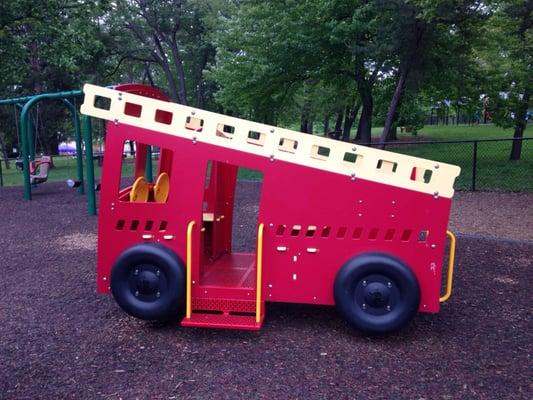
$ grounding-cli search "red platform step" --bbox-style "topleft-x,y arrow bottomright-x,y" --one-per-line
181,312 -> 264,330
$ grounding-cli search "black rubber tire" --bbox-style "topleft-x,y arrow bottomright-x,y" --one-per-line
110,243 -> 186,321
334,253 -> 420,335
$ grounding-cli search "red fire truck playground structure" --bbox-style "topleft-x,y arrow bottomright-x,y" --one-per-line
80,83 -> 460,334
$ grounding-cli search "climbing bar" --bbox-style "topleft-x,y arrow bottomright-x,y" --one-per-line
80,84 -> 460,198
256,223 -> 265,323
440,230 -> 456,302
186,220 -> 196,319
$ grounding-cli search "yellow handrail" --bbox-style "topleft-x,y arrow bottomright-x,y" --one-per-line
440,230 -> 456,302
256,223 -> 265,323
186,221 -> 196,319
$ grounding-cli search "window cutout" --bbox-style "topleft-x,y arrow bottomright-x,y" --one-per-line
216,123 -> 235,139
124,102 -> 142,117
291,225 -> 302,236
116,220 -> 125,230
94,95 -> 111,110
336,227 -> 347,239
185,116 -> 204,132
418,230 -> 429,242
368,228 -> 379,240
155,109 -> 173,125
278,138 -> 298,153
384,229 -> 395,241
321,226 -> 331,238
145,220 -> 154,231
352,227 -> 363,239
423,170 -> 433,183
311,144 -> 330,160
401,229 -> 412,241
130,220 -> 139,230
276,225 -> 286,236
343,152 -> 360,164
247,130 -> 265,146
159,221 -> 168,231
377,159 -> 398,173
306,226 -> 317,237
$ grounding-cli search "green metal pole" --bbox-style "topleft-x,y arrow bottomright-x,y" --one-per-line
145,145 -> 153,182
63,99 -> 84,194
20,104 -> 32,200
83,115 -> 96,215
28,115 -> 36,161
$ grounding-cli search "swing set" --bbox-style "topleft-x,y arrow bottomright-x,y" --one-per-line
0,90 -> 98,215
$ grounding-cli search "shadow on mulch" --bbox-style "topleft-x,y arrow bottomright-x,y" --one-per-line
0,181 -> 531,400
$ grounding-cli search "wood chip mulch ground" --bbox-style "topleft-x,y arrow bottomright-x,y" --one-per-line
0,182 -> 531,399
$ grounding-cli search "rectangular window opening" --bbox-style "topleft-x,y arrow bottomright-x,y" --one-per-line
311,145 -> 331,160
144,220 -> 154,231
278,138 -> 298,153
401,229 -> 412,241
185,116 -> 204,132
352,227 -> 363,239
124,102 -> 142,117
291,225 -> 302,236
155,109 -> 173,125
276,225 -> 286,236
384,229 -> 395,241
159,221 -> 168,232
336,226 -> 347,239
410,167 -> 433,183
130,220 -> 139,231
116,220 -> 125,230
377,159 -> 398,174
247,130 -> 265,146
368,228 -> 379,240
418,230 -> 429,242
306,226 -> 317,237
321,226 -> 331,238
343,152 -> 361,164
216,123 -> 235,139
94,95 -> 111,110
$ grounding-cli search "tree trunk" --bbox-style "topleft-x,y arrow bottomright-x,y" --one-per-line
0,133 -> 11,169
334,110 -> 344,132
342,103 -> 360,142
169,37 -> 188,105
510,89 -> 530,161
323,115 -> 330,134
356,90 -> 373,144
300,94 -> 312,133
380,69 -> 407,146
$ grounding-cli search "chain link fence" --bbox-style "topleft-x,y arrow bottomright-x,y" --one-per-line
383,137 -> 532,191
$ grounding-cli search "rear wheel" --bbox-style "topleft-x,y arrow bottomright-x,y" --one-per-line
110,243 -> 186,321
334,253 -> 420,335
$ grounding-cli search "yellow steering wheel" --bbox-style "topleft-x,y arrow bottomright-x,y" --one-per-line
154,172 -> 170,203
130,176 -> 150,202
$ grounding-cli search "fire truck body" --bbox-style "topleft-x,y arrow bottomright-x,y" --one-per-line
82,84 -> 460,334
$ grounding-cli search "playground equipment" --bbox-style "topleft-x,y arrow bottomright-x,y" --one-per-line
81,83 -> 460,334
0,91 -> 98,215
29,155 -> 52,185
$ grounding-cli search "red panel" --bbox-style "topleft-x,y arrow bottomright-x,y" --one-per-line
97,121 -> 453,318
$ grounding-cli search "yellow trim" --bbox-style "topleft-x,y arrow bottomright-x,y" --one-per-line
186,221 -> 196,319
81,84 -> 461,198
256,223 -> 265,323
440,230 -> 456,302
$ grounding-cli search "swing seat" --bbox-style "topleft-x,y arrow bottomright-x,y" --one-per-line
30,156 -> 51,185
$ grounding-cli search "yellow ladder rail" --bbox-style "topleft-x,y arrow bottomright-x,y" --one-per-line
440,230 -> 456,302
256,223 -> 265,323
186,220 -> 196,319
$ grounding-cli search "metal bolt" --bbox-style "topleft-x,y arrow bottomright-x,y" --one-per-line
362,303 -> 367,310
386,305 -> 391,311
103,277 -> 107,281
156,270 -> 160,276
358,213 -> 362,217
431,244 -> 436,249
435,164 -> 440,169
362,280 -> 367,287
191,111 -> 195,115
387,282 -> 392,288
156,292 -> 160,298
135,291 -> 139,297
392,200 -> 396,205
391,214 -> 395,218
434,191 -> 439,199
269,155 -> 274,162
192,137 -> 197,144
134,269 -> 139,275
268,284 -> 273,288
352,146 -> 357,152
358,200 -> 363,204
351,173 -> 356,181
113,119 -> 119,126
270,129 -> 275,133
269,223 -> 274,227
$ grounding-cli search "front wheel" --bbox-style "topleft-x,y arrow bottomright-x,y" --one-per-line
110,243 -> 186,321
334,253 -> 420,335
